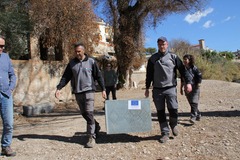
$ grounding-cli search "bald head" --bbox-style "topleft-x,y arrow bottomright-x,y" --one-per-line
0,37 -> 5,54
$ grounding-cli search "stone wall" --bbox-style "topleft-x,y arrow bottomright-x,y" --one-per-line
12,60 -> 147,106
12,60 -> 73,106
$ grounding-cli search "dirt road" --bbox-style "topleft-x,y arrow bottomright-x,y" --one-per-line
1,80 -> 240,160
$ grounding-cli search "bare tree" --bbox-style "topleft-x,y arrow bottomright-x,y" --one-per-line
93,0 -> 208,88
29,0 -> 98,60
170,39 -> 193,58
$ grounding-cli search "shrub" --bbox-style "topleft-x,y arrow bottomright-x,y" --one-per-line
195,51 -> 240,82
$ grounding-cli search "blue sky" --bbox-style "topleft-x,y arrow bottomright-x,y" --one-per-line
144,0 -> 240,52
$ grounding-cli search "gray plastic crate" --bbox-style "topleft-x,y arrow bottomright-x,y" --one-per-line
105,99 -> 152,134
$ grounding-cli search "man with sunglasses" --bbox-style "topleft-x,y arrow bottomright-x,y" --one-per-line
0,36 -> 17,156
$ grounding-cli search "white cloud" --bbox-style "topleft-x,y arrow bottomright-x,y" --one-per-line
203,20 -> 214,28
184,8 -> 214,24
222,16 -> 234,23
223,16 -> 231,22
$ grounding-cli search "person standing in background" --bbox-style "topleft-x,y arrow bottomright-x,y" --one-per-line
180,54 -> 202,124
103,63 -> 118,100
55,42 -> 106,148
0,36 -> 17,157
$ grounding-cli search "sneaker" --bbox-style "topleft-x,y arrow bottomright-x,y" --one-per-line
85,136 -> 95,148
172,126 -> 178,136
189,117 -> 196,124
95,122 -> 101,138
159,134 -> 169,143
1,146 -> 16,157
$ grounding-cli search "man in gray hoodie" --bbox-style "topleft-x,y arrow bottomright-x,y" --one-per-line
55,42 -> 106,148
145,37 -> 192,143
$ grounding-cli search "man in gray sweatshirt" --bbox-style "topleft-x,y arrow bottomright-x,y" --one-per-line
55,43 -> 106,148
145,36 -> 192,143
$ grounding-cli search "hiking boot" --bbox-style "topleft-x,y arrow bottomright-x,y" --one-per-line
172,126 -> 178,136
95,122 -> 101,138
159,134 -> 169,143
196,115 -> 201,121
190,117 -> 196,124
85,136 -> 95,148
1,146 -> 16,157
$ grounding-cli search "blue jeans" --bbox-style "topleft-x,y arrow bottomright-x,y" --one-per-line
0,93 -> 14,148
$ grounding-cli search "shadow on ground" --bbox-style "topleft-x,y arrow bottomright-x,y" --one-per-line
151,110 -> 240,121
18,109 -> 240,120
13,132 -> 161,146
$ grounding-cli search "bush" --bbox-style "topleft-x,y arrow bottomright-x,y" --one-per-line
170,39 -> 240,83
195,51 -> 240,82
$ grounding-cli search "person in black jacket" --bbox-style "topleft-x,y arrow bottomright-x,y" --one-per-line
180,54 -> 202,124
55,42 -> 106,148
145,36 -> 192,143
103,63 -> 118,100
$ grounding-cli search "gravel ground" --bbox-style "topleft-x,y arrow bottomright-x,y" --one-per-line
1,79 -> 240,160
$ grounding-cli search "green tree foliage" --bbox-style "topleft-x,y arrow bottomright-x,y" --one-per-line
93,0 -> 208,87
0,0 -> 32,59
145,47 -> 156,54
219,51 -> 234,60
201,50 -> 218,61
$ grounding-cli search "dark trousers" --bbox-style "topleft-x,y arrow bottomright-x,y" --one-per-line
153,87 -> 178,135
106,86 -> 117,100
185,87 -> 201,118
189,103 -> 201,118
75,92 -> 98,138
157,109 -> 178,135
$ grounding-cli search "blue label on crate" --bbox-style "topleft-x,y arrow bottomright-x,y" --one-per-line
131,100 -> 139,106
128,100 -> 141,110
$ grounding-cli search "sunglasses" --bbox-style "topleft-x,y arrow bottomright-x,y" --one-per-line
0,45 -> 5,48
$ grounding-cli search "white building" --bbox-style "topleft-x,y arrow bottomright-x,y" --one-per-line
93,19 -> 115,55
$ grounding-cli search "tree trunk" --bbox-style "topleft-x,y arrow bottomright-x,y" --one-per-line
114,10 -> 142,88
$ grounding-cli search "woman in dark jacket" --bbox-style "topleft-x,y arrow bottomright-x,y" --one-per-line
180,54 -> 202,124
